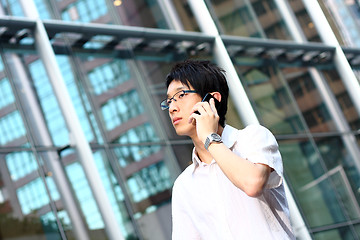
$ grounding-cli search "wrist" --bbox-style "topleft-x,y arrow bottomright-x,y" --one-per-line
204,133 -> 222,150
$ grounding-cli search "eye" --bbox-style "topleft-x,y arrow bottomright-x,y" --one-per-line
166,99 -> 172,105
178,92 -> 186,98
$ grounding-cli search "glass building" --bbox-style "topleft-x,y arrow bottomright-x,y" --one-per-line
0,0 -> 359,239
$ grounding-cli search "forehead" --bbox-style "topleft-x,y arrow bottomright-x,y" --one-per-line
166,80 -> 188,96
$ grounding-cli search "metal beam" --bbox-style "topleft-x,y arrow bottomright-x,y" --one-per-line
2,16 -> 360,68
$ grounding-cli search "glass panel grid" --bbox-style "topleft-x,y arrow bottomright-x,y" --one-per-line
17,178 -> 50,215
66,162 -> 104,230
5,152 -> 38,181
88,60 -> 131,95
0,78 -> 15,108
0,111 -> 26,145
61,0 -> 108,22
101,90 -> 144,131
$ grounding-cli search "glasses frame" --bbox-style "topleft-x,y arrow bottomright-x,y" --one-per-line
160,90 -> 197,110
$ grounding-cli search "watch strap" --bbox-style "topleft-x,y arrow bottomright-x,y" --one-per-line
204,133 -> 222,150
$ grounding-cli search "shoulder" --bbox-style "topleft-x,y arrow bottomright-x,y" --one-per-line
222,124 -> 276,149
173,164 -> 195,190
238,124 -> 277,145
241,124 -> 272,134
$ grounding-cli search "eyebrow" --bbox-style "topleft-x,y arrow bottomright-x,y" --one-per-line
166,87 -> 187,98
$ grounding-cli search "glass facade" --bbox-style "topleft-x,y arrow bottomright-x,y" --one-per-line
0,0 -> 359,240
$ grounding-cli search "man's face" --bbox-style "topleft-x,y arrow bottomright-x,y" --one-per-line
166,80 -> 202,137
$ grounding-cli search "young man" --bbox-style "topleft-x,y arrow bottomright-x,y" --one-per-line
161,60 -> 295,240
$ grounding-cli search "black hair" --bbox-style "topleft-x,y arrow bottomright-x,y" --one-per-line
165,60 -> 229,127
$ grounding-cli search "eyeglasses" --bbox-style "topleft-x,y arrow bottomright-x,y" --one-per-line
160,90 -> 197,110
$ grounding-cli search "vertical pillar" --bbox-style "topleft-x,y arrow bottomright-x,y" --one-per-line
187,0 -> 259,126
157,0 -> 184,31
0,4 -> 89,239
187,1 -> 310,239
274,0 -> 360,183
19,1 -> 124,239
301,0 -> 360,116
6,53 -> 91,240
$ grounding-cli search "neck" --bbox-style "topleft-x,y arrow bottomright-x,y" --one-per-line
191,125 -> 224,164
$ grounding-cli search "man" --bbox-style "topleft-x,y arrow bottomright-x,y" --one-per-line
161,60 -> 295,239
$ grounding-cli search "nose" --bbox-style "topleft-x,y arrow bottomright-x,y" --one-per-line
168,100 -> 179,113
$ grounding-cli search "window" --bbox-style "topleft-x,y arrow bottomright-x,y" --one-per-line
17,178 -> 51,215
62,0 -> 108,23
6,152 -> 38,181
88,60 -> 131,95
252,1 -> 267,16
303,104 -> 331,128
127,161 -> 171,203
101,90 -> 144,130
29,60 -> 68,146
114,123 -> 161,167
337,92 -> 353,110
0,78 -> 15,109
0,111 -> 26,145
66,162 -> 104,229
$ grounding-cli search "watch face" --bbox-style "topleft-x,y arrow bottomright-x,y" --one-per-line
211,133 -> 221,141
205,133 -> 222,150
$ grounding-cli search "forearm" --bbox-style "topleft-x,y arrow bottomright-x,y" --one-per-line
207,142 -> 271,197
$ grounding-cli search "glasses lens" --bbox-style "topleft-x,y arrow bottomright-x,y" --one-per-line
160,99 -> 169,110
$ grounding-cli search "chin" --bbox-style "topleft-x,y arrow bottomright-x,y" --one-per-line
174,123 -> 195,137
174,127 -> 187,136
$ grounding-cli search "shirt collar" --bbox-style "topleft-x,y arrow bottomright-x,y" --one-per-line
191,124 -> 238,172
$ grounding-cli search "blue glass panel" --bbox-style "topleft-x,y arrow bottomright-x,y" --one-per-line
0,78 -> 15,108
41,210 -> 71,231
0,111 -> 26,145
29,60 -> 68,146
56,56 -> 95,142
46,176 -> 60,202
114,123 -> 161,167
5,152 -> 38,181
17,178 -> 50,215
92,151 -> 135,236
29,57 -> 97,144
66,162 -> 104,229
62,0 -> 108,22
88,60 -> 131,95
34,0 -> 51,19
5,0 -> 24,16
127,161 -> 171,203
101,90 -> 144,131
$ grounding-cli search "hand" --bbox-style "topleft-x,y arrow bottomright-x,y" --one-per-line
188,98 -> 219,143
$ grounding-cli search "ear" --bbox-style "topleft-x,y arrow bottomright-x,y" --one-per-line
211,92 -> 221,102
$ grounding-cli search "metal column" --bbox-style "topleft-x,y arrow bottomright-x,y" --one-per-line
19,1 -> 125,239
301,0 -> 360,116
187,0 -> 259,126
6,53 -> 91,240
186,1 -> 310,239
274,0 -> 360,182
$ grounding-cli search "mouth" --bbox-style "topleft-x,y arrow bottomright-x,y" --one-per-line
172,117 -> 182,125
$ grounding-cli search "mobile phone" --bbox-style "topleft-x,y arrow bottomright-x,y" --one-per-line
195,93 -> 220,114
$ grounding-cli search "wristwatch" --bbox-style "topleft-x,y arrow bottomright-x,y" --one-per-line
204,133 -> 222,150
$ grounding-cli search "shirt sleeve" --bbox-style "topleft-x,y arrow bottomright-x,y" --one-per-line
240,124 -> 283,189
172,180 -> 201,240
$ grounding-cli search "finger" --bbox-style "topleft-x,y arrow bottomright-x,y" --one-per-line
188,112 -> 198,123
192,103 -> 207,115
209,98 -> 219,115
201,99 -> 215,116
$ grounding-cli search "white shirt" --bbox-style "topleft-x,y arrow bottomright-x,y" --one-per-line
172,124 -> 295,240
